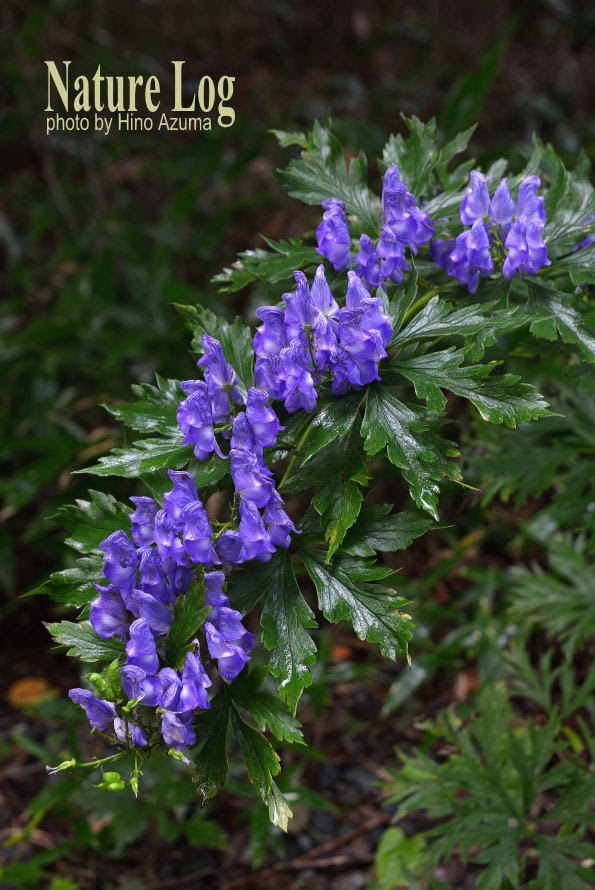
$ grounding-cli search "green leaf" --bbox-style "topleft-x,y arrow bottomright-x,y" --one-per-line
283,415 -> 368,494
174,303 -> 254,391
527,281 -> 595,362
375,826 -> 426,890
80,435 -> 190,478
267,780 -> 294,832
391,296 -> 512,347
194,687 -> 231,801
104,376 -> 183,434
165,581 -> 210,670
270,129 -> 309,149
27,555 -> 103,606
191,455 -> 230,491
231,708 -> 280,801
277,120 -> 376,228
313,476 -> 364,560
390,348 -> 551,426
260,551 -> 317,714
46,620 -> 124,662
54,490 -> 131,553
342,505 -> 433,557
229,668 -> 304,744
227,552 -> 285,616
302,551 -> 413,661
213,238 -> 320,291
300,391 -> 363,462
361,383 -> 457,518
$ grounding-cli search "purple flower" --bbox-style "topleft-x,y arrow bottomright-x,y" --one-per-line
316,198 -> 351,271
100,530 -> 138,589
90,585 -> 129,639
198,335 -> 243,423
254,353 -> 285,401
343,271 -> 392,347
502,218 -> 550,279
126,618 -> 159,675
231,411 -> 262,456
121,664 -> 164,706
133,590 -> 173,635
337,309 -> 384,386
489,179 -> 514,229
382,166 -> 434,245
154,509 -> 187,567
447,220 -> 494,293
230,447 -> 276,507
284,272 -> 317,343
171,565 -> 194,597
68,689 -> 116,731
355,234 -> 383,288
177,381 -> 221,461
246,389 -> 282,448
238,499 -> 275,562
181,500 -> 219,564
204,571 -> 227,608
204,621 -> 254,683
216,529 -> 244,566
113,717 -> 148,747
161,711 -> 196,750
460,170 -> 490,225
278,341 -> 318,413
310,264 -> 339,317
377,227 -> 410,283
129,497 -> 158,547
429,237 -> 456,270
178,649 -> 212,712
263,491 -> 298,548
163,470 -> 199,532
312,315 -> 339,373
253,306 -> 288,356
138,546 -> 172,604
515,175 -> 546,225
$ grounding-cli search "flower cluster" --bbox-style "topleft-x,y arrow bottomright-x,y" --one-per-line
69,335 -> 300,750
315,165 -> 434,289
430,172 -> 550,292
253,264 -> 392,411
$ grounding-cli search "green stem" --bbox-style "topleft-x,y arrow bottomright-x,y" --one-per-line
401,286 -> 440,325
278,418 -> 316,491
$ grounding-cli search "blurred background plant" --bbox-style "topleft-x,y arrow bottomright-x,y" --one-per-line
1,0 -> 594,887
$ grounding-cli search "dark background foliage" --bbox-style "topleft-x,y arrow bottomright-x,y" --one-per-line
1,1 -> 594,888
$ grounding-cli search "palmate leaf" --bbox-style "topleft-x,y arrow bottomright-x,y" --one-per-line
80,435 -> 191,478
282,411 -> 368,495
212,238 -> 320,291
389,348 -> 551,426
260,550 -> 317,714
194,687 -> 230,801
229,667 -> 304,744
313,476 -> 364,561
342,505 -> 434,557
276,120 -> 377,228
104,376 -> 183,435
173,303 -> 254,391
361,383 -> 459,518
301,550 -> 413,661
28,554 -> 103,606
390,296 -> 514,348
46,620 -> 124,662
54,490 -> 131,553
527,280 -> 595,362
299,391 -> 363,462
381,114 -> 476,196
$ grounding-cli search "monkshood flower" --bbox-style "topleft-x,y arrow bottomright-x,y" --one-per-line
68,689 -> 116,731
182,500 -> 219,564
198,334 -> 244,423
316,198 -> 351,270
246,388 -> 283,448
114,717 -> 148,747
133,589 -> 173,635
355,234 -> 383,288
121,664 -> 164,706
433,171 -> 549,290
129,496 -> 158,547
278,341 -> 319,413
382,165 -> 435,247
238,499 -> 276,562
90,585 -> 128,640
203,571 -> 255,683
100,530 -> 138,589
177,380 -> 222,461
230,447 -> 276,507
263,490 -> 298,549
161,711 -> 196,750
126,618 -> 160,674
376,227 -> 410,284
